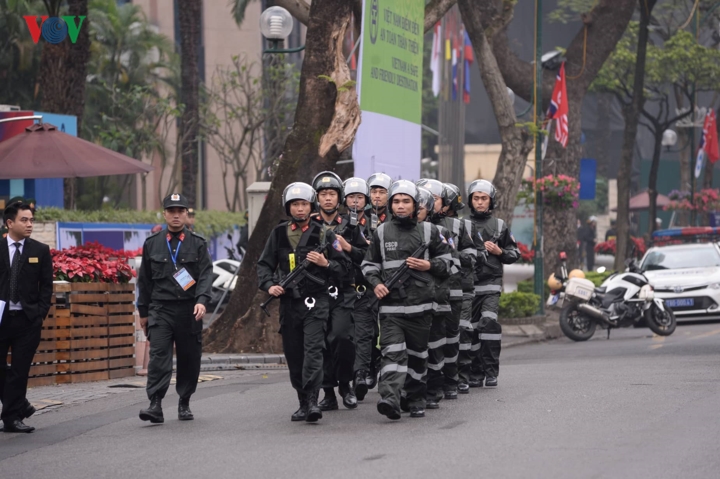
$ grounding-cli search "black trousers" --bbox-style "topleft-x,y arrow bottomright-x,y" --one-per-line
352,291 -> 379,374
471,293 -> 502,380
146,300 -> 202,400
0,310 -> 42,422
280,294 -> 328,394
322,288 -> 355,389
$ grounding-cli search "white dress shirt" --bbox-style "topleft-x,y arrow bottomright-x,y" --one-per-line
7,235 -> 26,310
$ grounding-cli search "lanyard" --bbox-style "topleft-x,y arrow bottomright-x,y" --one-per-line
166,233 -> 184,270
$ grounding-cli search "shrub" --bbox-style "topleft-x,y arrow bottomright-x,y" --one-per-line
517,278 -> 550,297
52,242 -> 134,283
499,291 -> 541,319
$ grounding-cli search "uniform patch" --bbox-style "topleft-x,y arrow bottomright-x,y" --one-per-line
333,239 -> 342,251
171,193 -> 180,201
510,234 -> 516,243
478,232 -> 484,241
384,241 -> 398,251
448,237 -> 455,248
439,233 -> 448,244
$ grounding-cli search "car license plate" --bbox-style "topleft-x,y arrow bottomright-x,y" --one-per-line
665,298 -> 694,308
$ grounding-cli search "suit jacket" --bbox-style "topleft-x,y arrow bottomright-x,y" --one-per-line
0,237 -> 53,323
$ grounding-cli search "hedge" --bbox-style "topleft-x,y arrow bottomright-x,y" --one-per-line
35,208 -> 246,239
499,292 -> 541,319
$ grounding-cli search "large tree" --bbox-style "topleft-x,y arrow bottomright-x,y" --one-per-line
467,0 -> 635,276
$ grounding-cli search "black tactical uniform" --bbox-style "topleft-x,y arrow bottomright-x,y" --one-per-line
257,182 -> 351,422
362,180 -> 453,420
137,194 -> 213,423
467,180 -> 520,387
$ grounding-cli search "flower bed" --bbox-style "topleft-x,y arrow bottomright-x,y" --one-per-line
594,237 -> 646,259
517,241 -> 535,264
536,174 -> 580,209
665,189 -> 720,214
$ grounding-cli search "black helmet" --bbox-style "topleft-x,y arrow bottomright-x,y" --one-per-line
282,182 -> 316,217
444,183 -> 465,212
467,179 -> 496,213
312,171 -> 344,203
367,172 -> 393,191
415,178 -> 445,204
416,187 -> 435,215
388,179 -> 419,218
343,177 -> 370,205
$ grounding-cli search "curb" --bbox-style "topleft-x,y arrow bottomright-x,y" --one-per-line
503,322 -> 562,349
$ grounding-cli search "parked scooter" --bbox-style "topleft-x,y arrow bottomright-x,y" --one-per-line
549,252 -> 676,341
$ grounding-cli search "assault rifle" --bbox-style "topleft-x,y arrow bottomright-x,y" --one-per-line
384,243 -> 431,299
260,241 -> 327,316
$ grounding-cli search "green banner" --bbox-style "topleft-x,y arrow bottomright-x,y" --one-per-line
360,0 -> 424,124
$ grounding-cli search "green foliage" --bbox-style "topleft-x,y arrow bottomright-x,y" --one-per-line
584,271 -> 612,286
517,278 -> 550,298
548,0 -> 597,24
35,208 -> 246,238
499,292 -> 541,319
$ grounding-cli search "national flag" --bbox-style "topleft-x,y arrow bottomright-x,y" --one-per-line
431,22 -> 441,97
463,31 -> 473,104
546,62 -> 569,147
703,109 -> 719,164
451,41 -> 458,101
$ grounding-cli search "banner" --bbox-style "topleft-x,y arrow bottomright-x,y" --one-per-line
353,0 -> 424,181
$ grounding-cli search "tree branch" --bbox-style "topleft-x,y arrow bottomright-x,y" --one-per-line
424,0 -> 457,33
275,0 -> 311,26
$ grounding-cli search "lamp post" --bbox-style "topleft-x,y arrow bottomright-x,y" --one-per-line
533,0 -> 544,314
260,6 -> 305,54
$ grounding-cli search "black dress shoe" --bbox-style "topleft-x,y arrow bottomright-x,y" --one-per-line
425,398 -> 440,409
306,390 -> 323,422
376,399 -> 401,420
318,395 -> 339,411
485,376 -> 498,387
444,389 -> 458,400
339,383 -> 358,409
291,392 -> 308,422
468,379 -> 484,388
458,382 -> 470,394
2,419 -> 35,433
178,398 -> 194,421
139,396 -> 164,423
409,407 -> 425,418
353,370 -> 369,401
23,401 -> 36,419
366,371 -> 378,390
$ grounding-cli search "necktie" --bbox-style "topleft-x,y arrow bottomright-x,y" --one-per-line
10,242 -> 21,304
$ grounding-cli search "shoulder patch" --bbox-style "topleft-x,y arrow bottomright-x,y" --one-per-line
191,231 -> 207,241
332,238 -> 342,252
510,233 -> 516,243
439,232 -> 448,244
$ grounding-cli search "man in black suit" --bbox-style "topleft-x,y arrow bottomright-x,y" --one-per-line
0,202 -> 53,433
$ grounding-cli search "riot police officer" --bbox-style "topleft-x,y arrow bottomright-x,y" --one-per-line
257,182 -> 351,422
342,177 -> 375,401
310,171 -> 366,411
137,193 -> 213,424
362,180 -> 453,420
467,180 -> 520,388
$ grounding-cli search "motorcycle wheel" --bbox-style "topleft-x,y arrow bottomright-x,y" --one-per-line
645,303 -> 677,336
559,302 -> 597,341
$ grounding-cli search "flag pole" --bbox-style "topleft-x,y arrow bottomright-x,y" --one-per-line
533,0 -> 545,314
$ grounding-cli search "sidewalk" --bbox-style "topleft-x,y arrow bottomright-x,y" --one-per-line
25,317 -> 561,418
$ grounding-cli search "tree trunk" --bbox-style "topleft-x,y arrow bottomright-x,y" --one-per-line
647,125 -> 663,236
203,0 -> 354,353
595,93 -> 612,177
179,0 -> 202,208
458,0 -> 533,228
615,0 -> 657,272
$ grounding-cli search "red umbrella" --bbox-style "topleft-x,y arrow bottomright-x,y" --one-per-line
0,123 -> 153,179
611,190 -> 670,212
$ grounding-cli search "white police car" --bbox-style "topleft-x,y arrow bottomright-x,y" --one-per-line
641,228 -> 720,321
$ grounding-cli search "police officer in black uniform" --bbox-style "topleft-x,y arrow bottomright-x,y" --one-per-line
310,171 -> 366,411
467,180 -> 520,388
137,193 -> 213,424
257,182 -> 351,422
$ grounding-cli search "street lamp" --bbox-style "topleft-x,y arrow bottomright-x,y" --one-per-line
260,6 -> 305,54
662,129 -> 677,151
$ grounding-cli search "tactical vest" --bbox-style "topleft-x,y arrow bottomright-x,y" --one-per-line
275,222 -> 328,295
474,216 -> 504,281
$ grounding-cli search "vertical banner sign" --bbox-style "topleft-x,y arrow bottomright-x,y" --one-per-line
353,0 -> 424,181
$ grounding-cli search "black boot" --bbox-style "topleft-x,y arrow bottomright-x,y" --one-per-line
339,382 -> 357,409
318,388 -> 339,411
354,370 -> 369,401
367,356 -> 381,389
306,390 -> 323,422
178,397 -> 194,421
458,382 -> 470,394
291,392 -> 308,422
139,396 -> 164,423
485,376 -> 498,387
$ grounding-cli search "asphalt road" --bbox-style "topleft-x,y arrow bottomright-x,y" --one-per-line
2,322 -> 719,479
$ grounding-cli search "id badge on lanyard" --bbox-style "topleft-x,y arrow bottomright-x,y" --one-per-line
167,233 -> 196,290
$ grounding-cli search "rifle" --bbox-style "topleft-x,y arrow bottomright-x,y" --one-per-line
384,243 -> 431,299
260,241 -> 327,316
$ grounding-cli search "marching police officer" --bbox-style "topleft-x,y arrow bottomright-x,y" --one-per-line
362,180 -> 453,420
443,183 -> 485,393
257,182 -> 351,422
341,177 -> 375,401
137,193 -> 213,424
310,171 -> 366,411
467,180 -> 520,388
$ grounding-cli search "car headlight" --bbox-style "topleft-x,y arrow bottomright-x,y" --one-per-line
710,283 -> 720,289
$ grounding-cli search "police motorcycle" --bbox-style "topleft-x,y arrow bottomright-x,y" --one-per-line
550,252 -> 676,341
